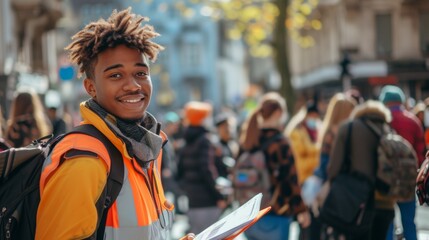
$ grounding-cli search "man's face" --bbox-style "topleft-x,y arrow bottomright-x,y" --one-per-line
84,45 -> 152,120
217,122 -> 231,141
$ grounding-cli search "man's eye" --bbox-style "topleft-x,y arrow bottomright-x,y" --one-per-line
110,73 -> 121,78
136,72 -> 148,77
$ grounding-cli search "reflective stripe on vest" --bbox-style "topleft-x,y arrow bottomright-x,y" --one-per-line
104,209 -> 173,239
41,132 -> 174,239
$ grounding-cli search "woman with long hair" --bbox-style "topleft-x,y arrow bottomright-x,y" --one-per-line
314,92 -> 357,181
5,89 -> 52,147
238,92 -> 310,240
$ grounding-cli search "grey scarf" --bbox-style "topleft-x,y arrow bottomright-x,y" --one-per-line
86,99 -> 163,168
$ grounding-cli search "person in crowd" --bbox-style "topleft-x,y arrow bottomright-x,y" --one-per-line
412,102 -> 428,154
318,100 -> 395,239
46,106 -> 68,137
5,89 -> 52,148
161,111 -> 181,178
176,101 -> 227,234
416,151 -> 429,204
379,85 -> 425,240
285,101 -> 322,185
314,93 -> 357,182
35,8 -> 194,239
238,92 -> 310,240
160,111 -> 183,212
212,112 -> 240,205
412,102 -> 426,131
301,93 -> 357,239
213,112 -> 239,179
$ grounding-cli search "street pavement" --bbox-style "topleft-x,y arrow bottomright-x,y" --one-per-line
170,201 -> 429,240
415,203 -> 429,240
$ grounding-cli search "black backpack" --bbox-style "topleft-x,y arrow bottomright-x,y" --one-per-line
0,124 -> 124,240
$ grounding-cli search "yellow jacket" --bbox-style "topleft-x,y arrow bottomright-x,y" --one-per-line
288,125 -> 320,185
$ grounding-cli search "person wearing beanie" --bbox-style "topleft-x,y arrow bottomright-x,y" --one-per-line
379,85 -> 425,240
177,101 -> 227,234
379,85 -> 406,105
183,101 -> 212,126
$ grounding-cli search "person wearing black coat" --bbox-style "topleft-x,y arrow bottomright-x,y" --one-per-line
177,101 -> 226,234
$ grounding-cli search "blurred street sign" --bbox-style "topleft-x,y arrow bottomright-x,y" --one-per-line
17,73 -> 48,94
368,75 -> 398,86
59,65 -> 75,81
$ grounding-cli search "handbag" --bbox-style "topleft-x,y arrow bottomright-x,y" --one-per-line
318,122 -> 375,235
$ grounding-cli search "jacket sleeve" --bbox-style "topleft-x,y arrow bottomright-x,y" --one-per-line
36,156 -> 108,240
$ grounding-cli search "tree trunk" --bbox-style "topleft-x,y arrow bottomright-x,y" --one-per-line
273,0 -> 295,115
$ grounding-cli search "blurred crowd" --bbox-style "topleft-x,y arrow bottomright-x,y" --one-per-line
0,84 -> 428,240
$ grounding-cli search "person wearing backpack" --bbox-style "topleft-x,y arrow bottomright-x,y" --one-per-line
301,93 -> 357,239
35,8 -> 195,240
237,92 -> 310,240
379,85 -> 425,240
316,100 -> 395,239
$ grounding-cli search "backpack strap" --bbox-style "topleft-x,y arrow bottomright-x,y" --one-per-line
340,121 -> 353,173
362,119 -> 384,137
66,125 -> 124,240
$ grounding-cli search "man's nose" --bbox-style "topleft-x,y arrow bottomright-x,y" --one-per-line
123,77 -> 141,91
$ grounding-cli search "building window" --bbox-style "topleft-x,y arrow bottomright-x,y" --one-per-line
375,13 -> 392,58
182,42 -> 202,69
420,13 -> 429,56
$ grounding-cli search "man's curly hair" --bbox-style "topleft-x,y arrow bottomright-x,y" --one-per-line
65,7 -> 164,79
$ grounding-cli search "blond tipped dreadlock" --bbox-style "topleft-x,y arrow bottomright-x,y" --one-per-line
65,7 -> 164,78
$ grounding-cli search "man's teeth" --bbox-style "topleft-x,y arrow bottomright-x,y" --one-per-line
123,99 -> 141,103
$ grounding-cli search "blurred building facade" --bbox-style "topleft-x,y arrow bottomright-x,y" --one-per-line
0,0 -> 249,121
290,0 -> 429,101
122,0 -> 249,114
0,0 -> 64,117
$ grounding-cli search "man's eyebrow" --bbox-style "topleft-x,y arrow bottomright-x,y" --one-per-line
135,63 -> 148,68
103,64 -> 123,72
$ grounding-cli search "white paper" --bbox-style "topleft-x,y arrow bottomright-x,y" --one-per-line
194,193 -> 263,240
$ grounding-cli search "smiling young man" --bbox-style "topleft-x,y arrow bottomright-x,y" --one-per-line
35,8 -> 194,240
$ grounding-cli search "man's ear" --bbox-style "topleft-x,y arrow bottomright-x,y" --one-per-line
84,78 -> 96,98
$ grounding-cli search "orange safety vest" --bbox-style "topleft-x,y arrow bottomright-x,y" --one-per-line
40,130 -> 174,239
